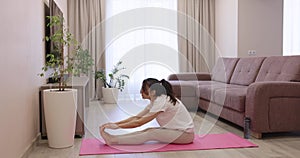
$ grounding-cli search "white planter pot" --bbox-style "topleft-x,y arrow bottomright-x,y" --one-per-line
43,89 -> 77,148
102,87 -> 119,104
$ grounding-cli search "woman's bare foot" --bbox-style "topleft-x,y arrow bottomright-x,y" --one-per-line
99,126 -> 118,145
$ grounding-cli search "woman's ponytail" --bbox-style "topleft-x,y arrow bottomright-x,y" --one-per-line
143,78 -> 177,105
160,79 -> 177,105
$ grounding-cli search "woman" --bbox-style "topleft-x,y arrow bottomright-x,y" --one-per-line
100,78 -> 194,145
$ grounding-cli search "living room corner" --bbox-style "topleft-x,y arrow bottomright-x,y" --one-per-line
0,0 -> 68,157
1,0 -> 300,158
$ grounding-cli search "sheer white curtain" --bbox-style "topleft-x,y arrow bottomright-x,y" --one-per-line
283,0 -> 300,56
105,0 -> 178,101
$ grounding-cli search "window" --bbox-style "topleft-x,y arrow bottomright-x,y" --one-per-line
105,0 -> 178,101
283,0 -> 300,56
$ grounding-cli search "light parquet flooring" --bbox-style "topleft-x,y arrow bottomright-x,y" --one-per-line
27,100 -> 300,158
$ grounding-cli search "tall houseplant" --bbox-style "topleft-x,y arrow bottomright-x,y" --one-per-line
39,16 -> 93,88
39,15 -> 93,148
95,61 -> 129,103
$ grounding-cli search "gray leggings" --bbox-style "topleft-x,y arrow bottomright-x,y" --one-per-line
114,127 -> 194,145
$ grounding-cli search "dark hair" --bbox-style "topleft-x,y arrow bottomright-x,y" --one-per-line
141,78 -> 177,105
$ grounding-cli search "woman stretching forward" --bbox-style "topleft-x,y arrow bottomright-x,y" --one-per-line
100,78 -> 194,145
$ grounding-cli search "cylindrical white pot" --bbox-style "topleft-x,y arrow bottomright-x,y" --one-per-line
102,87 -> 119,104
43,89 -> 77,148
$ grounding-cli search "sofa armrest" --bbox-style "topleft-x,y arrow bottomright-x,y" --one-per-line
168,72 -> 211,81
245,81 -> 300,133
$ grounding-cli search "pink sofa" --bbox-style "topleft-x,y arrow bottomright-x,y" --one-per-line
168,56 -> 300,138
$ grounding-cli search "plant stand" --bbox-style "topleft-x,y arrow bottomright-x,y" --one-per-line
43,89 -> 77,148
102,87 -> 119,104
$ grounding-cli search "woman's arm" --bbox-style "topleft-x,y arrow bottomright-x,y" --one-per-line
114,116 -> 137,125
102,110 -> 161,129
101,106 -> 151,129
116,111 -> 161,128
113,107 -> 150,125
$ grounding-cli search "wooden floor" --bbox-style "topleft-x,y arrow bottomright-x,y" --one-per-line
27,100 -> 300,158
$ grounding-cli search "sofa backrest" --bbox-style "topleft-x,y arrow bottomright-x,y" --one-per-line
211,58 -> 239,83
230,57 -> 266,86
255,56 -> 300,82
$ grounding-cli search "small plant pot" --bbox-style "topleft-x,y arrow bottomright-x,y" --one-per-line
102,87 -> 119,104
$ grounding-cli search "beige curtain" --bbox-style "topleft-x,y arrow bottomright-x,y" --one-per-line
177,0 -> 215,72
68,0 -> 106,99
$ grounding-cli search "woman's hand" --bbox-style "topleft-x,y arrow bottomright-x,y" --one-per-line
102,123 -> 119,129
99,124 -> 106,132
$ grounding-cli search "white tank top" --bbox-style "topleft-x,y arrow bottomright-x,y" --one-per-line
146,95 -> 194,132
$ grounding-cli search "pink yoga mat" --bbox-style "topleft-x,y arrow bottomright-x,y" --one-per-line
79,133 -> 258,156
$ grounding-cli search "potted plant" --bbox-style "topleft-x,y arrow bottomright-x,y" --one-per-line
39,15 -> 93,148
95,61 -> 129,104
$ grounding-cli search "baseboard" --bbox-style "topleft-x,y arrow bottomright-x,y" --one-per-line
21,133 -> 40,158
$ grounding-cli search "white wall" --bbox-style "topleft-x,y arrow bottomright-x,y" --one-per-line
215,0 -> 283,57
238,0 -> 283,57
0,0 -> 44,157
215,0 -> 238,57
0,0 -> 67,157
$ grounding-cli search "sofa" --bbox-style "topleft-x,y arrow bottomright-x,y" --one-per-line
168,56 -> 300,138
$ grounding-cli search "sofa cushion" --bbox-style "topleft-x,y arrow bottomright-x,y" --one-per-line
197,82 -> 243,101
211,58 -> 239,83
196,81 -> 222,86
214,87 -> 247,112
195,81 -> 223,99
230,57 -> 265,86
197,82 -> 227,100
256,56 -> 300,82
168,81 -> 199,97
